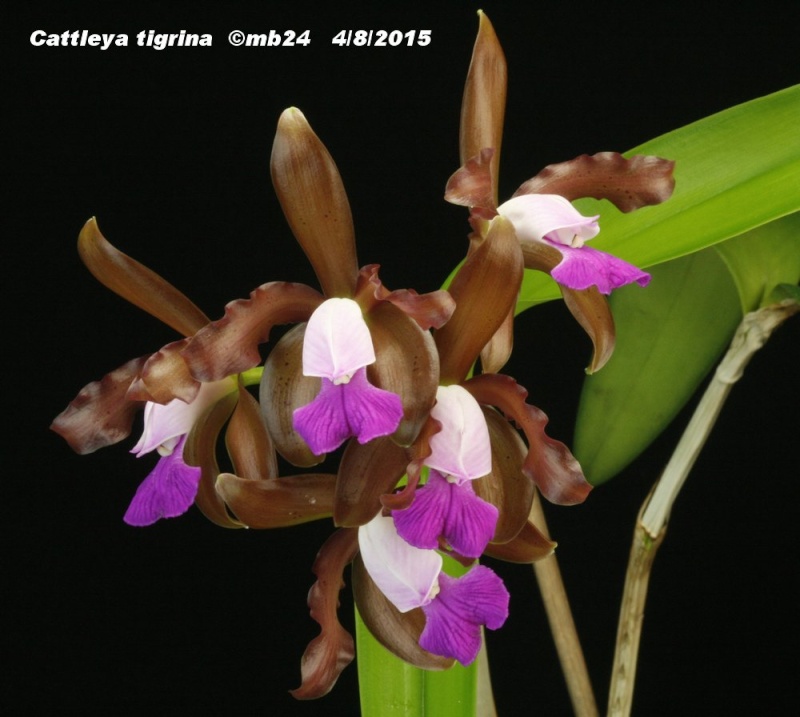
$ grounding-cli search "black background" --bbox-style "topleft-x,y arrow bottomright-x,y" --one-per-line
6,1 -> 800,714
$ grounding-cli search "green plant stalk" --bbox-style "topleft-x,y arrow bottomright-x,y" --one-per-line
607,300 -> 799,717
530,495 -> 599,717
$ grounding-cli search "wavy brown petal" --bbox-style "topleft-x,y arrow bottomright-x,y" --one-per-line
351,554 -> 455,670
334,437 -> 408,527
365,301 -> 440,447
51,356 -> 148,454
355,264 -> 455,331
475,407 -> 534,544
271,108 -> 359,299
434,216 -> 523,384
77,218 -> 209,337
444,148 -> 496,211
464,374 -> 591,506
215,473 -> 336,527
260,324 -> 325,467
184,390 -> 243,528
460,11 -> 506,206
128,337 -> 200,404
520,239 -> 616,372
512,153 -> 676,212
291,528 -> 359,700
181,282 -> 323,382
225,384 -> 278,481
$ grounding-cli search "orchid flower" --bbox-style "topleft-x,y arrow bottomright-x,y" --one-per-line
359,514 -> 509,665
444,11 -> 676,373
50,220 -> 257,528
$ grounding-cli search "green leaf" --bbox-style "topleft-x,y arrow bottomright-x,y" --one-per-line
715,212 -> 800,312
518,84 -> 800,310
573,213 -> 800,484
573,250 -> 741,485
356,555 -> 477,717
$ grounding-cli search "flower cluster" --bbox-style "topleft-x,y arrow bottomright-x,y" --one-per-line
51,12 -> 674,700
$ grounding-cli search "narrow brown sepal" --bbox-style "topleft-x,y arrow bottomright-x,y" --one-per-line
435,216 -> 523,384
215,473 -> 336,527
272,108 -> 360,298
225,384 -> 278,481
444,148 -> 497,211
184,390 -> 244,528
77,218 -> 210,337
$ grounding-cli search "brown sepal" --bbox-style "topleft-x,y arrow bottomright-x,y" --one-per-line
225,384 -> 278,481
460,11 -> 507,206
561,286 -> 616,373
215,473 -> 336,528
352,555 -> 455,671
334,437 -> 408,527
475,407 -> 535,544
484,516 -> 556,563
184,389 -> 243,528
444,148 -> 497,211
77,218 -> 210,337
271,108 -> 360,299
434,216 -> 523,384
520,241 -> 616,372
513,153 -> 676,213
51,356 -> 148,454
479,306 -> 515,374
291,528 -> 359,700
355,264 -> 455,331
260,324 -> 325,467
182,281 -> 323,382
464,374 -> 591,506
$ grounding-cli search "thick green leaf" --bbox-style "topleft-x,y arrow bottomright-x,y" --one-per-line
518,84 -> 800,310
573,250 -> 741,485
356,556 -> 477,717
715,212 -> 800,312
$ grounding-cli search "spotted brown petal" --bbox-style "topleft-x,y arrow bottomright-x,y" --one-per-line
184,389 -> 243,528
474,407 -> 534,544
182,282 -> 323,382
365,301 -> 440,447
520,240 -> 616,373
51,356 -> 148,454
128,338 -> 200,404
351,554 -> 455,670
334,437 -> 408,527
464,374 -> 591,506
435,216 -> 523,384
444,148 -> 497,212
355,264 -> 456,331
460,11 -> 507,207
77,218 -> 209,337
291,528 -> 359,700
271,108 -> 360,299
215,473 -> 336,527
225,384 -> 278,481
512,153 -> 676,213
260,324 -> 324,467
